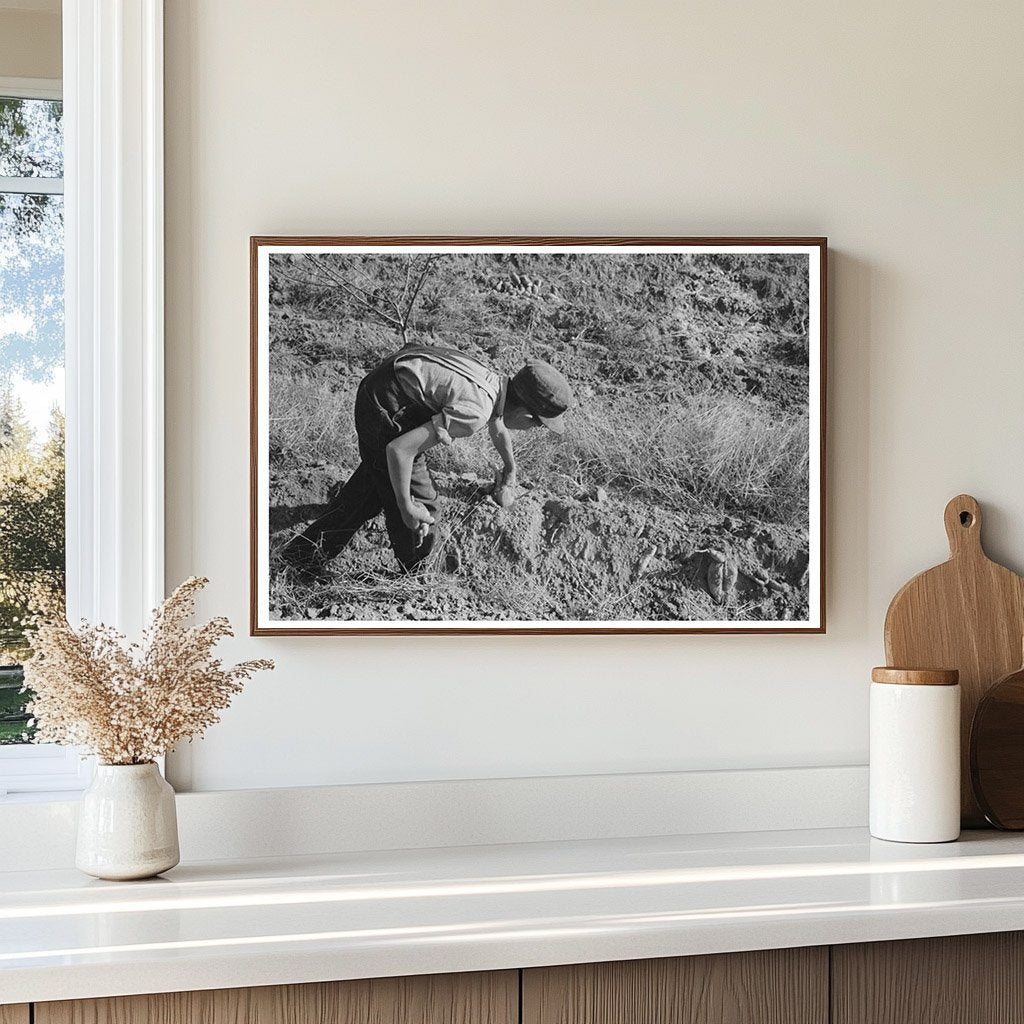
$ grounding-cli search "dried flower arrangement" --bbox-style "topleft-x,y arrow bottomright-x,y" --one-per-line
23,577 -> 273,765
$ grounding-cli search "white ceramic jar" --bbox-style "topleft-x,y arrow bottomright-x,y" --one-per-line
870,667 -> 961,843
76,762 -> 180,880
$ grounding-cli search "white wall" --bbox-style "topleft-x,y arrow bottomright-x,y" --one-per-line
163,0 -> 1024,792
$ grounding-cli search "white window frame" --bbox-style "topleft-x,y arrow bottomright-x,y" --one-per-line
0,0 -> 164,797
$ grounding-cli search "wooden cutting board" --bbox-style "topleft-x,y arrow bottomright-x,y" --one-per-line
884,494 -> 1024,826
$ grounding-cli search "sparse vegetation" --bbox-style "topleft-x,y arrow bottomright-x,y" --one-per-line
267,251 -> 813,623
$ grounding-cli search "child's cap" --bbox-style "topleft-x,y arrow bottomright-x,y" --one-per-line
511,360 -> 574,435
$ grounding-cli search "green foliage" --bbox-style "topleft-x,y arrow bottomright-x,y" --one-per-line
0,393 -> 65,662
0,396 -> 64,743
0,664 -> 29,743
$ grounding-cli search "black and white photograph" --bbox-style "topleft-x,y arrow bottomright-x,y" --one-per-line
251,238 -> 825,634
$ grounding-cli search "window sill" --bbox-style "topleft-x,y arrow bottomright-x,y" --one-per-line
0,789 -> 86,804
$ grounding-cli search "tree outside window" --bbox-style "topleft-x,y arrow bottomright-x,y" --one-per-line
0,94 -> 65,744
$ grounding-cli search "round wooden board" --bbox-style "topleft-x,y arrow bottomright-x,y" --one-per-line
971,663 -> 1024,829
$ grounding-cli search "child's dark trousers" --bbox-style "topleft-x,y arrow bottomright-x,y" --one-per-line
282,353 -> 439,572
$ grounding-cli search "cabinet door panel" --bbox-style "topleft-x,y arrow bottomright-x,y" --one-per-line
523,948 -> 828,1024
832,932 -> 1024,1024
36,971 -> 518,1024
0,1007 -> 29,1024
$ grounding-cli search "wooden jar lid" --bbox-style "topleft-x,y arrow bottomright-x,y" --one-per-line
871,667 -> 960,686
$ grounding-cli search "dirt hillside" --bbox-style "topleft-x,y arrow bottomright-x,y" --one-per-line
267,251 -> 813,623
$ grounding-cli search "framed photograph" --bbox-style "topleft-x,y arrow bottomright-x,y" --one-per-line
251,236 -> 826,635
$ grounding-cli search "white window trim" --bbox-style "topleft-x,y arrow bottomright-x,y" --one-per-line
0,744 -> 92,795
0,2 -> 165,797
63,0 -> 164,632
0,175 -> 63,195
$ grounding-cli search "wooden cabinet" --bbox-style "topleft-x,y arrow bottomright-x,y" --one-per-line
522,948 -> 828,1024
832,932 -> 1024,1024
13,933 -> 1024,1024
34,972 -> 517,1024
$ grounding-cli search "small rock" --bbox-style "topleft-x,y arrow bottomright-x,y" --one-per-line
636,545 -> 657,574
707,562 -> 726,604
724,561 -> 738,592
595,487 -> 608,504
705,550 -> 736,605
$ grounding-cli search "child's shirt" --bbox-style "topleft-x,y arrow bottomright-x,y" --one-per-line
393,346 -> 506,445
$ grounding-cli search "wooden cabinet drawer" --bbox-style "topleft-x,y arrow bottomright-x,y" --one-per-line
34,971 -> 517,1024
22,930 -> 1024,1024
832,932 -> 1024,1024
523,948 -> 828,1024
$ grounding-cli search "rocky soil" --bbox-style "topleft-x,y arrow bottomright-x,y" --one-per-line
269,466 -> 809,623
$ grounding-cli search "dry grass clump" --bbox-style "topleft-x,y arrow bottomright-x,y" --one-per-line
521,393 -> 809,522
23,577 -> 273,765
270,372 -> 356,468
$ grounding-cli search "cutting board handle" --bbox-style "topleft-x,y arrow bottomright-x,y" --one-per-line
944,494 -> 983,558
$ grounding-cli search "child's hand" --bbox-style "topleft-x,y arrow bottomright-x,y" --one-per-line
400,500 -> 435,541
491,465 -> 518,508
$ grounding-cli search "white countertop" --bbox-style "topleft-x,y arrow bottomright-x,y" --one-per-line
4,826 -> 1024,1004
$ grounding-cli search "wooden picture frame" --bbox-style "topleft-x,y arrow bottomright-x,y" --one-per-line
251,236 -> 826,635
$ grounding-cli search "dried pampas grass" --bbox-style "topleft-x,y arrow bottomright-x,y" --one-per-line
23,577 -> 274,765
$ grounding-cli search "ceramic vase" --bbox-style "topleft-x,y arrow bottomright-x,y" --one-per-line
76,762 -> 180,880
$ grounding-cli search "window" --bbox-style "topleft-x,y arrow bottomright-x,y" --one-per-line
0,5 -> 167,798
0,79 -> 82,795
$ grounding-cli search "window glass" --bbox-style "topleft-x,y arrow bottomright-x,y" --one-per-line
0,97 -> 63,178
0,97 -> 65,745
